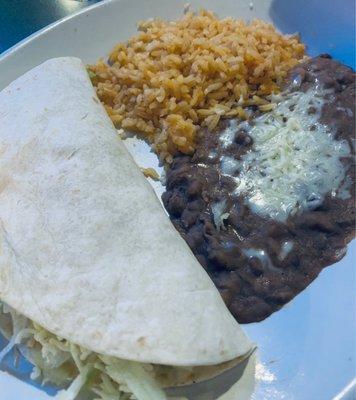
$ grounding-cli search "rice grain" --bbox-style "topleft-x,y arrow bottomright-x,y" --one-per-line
90,10 -> 305,162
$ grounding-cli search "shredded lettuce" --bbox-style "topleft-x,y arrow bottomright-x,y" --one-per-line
103,357 -> 166,400
0,302 -> 31,363
0,302 -> 183,400
56,365 -> 91,400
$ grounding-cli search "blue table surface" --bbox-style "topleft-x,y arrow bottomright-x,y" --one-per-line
0,0 -> 101,53
0,0 -> 355,68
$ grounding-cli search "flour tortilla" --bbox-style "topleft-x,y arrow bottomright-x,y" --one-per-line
0,58 -> 252,384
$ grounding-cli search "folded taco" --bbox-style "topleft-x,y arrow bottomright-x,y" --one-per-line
0,58 -> 253,399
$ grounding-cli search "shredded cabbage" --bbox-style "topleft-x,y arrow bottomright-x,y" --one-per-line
0,302 -> 185,400
56,365 -> 92,400
103,357 -> 166,400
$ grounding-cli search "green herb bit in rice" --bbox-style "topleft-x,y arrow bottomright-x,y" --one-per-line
141,167 -> 160,181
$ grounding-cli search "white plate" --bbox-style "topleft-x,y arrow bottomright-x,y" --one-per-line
0,0 -> 355,399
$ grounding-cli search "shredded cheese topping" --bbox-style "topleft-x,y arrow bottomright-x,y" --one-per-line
220,88 -> 350,221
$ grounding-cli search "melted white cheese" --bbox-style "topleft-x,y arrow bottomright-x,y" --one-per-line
278,241 -> 294,261
221,88 -> 350,221
243,248 -> 280,273
221,156 -> 241,175
220,119 -> 239,148
211,200 -> 229,231
338,175 -> 352,200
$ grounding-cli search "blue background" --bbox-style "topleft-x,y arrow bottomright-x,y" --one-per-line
0,0 -> 355,68
270,0 -> 355,68
0,0 -> 100,53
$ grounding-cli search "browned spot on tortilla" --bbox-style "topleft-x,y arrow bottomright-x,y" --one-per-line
137,336 -> 146,346
0,144 -> 8,157
91,331 -> 103,340
0,175 -> 11,195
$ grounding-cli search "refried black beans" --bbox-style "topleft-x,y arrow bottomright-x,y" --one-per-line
162,55 -> 355,323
